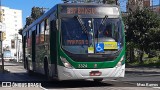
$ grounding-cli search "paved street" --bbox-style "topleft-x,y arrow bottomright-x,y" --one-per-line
120,67 -> 160,81
0,62 -> 160,90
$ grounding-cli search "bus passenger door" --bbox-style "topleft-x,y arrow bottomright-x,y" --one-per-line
32,31 -> 36,71
50,20 -> 58,77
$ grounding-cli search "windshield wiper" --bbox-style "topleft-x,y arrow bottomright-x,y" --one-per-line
101,15 -> 108,26
74,15 -> 88,34
75,16 -> 94,47
96,15 -> 108,42
97,15 -> 108,34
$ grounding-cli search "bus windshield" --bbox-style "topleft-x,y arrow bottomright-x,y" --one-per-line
61,17 -> 124,54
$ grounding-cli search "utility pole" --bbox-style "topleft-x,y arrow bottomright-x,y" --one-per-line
0,31 -> 4,72
152,0 -> 153,11
0,0 -> 1,22
15,34 -> 19,62
159,0 -> 160,14
0,0 -> 4,72
0,0 -> 1,21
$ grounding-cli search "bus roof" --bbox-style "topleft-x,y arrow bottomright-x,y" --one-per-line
60,3 -> 119,7
22,4 -> 58,34
22,3 -> 120,34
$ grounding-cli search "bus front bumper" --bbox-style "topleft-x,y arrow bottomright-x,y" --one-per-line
57,64 -> 125,80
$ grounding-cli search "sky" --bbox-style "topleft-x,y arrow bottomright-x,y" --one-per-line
1,0 -> 159,26
1,0 -> 62,26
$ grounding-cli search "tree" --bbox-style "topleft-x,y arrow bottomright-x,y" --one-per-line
25,16 -> 34,27
86,0 -> 93,3
20,7 -> 45,35
31,7 -> 44,20
123,15 -> 136,63
126,8 -> 160,63
62,0 -> 69,3
148,28 -> 160,50
24,7 -> 44,28
103,0 -> 117,4
18,28 -> 23,35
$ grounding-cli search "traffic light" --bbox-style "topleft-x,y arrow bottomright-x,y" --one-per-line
0,31 -> 6,41
2,32 -> 6,41
11,40 -> 15,49
0,11 -> 2,22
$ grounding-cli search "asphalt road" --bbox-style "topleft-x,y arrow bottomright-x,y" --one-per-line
0,62 -> 160,90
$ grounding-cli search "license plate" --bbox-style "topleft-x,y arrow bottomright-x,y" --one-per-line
90,71 -> 102,76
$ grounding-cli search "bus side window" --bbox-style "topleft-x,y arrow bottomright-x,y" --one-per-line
45,19 -> 50,42
36,24 -> 40,44
27,31 -> 29,47
25,32 -> 27,48
24,33 -> 27,48
35,25 -> 37,35
40,21 -> 45,43
28,30 -> 32,47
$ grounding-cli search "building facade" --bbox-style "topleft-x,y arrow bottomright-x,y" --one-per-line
143,0 -> 150,7
0,6 -> 22,61
126,0 -> 160,14
152,5 -> 160,14
127,0 -> 151,12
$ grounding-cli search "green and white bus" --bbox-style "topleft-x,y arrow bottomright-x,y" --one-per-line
22,2 -> 125,81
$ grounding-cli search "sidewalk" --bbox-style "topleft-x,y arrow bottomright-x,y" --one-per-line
125,67 -> 160,75
0,61 -> 25,72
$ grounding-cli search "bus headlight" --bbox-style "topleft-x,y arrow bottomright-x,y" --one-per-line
60,56 -> 73,69
116,55 -> 124,67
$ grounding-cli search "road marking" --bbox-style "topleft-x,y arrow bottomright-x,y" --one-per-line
40,86 -> 48,90
153,87 -> 160,89
139,74 -> 160,77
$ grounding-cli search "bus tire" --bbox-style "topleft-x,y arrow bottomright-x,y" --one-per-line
93,78 -> 103,82
27,70 -> 34,76
44,59 -> 49,80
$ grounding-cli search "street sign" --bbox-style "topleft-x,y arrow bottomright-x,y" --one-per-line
96,43 -> 104,53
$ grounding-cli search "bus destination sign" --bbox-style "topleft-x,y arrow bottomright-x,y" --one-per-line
67,7 -> 96,14
60,5 -> 119,15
